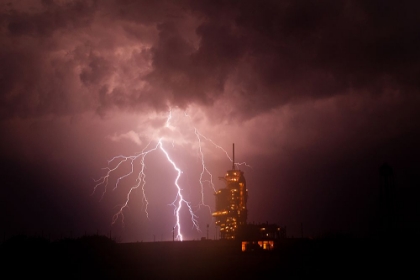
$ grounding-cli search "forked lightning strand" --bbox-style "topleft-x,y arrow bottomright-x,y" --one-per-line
93,110 -> 250,240
158,138 -> 199,240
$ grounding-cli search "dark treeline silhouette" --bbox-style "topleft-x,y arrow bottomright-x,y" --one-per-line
370,162 -> 420,239
1,234 -> 118,278
1,162 -> 418,279
1,234 -> 418,279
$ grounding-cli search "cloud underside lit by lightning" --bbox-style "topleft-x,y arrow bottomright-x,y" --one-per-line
93,109 -> 251,241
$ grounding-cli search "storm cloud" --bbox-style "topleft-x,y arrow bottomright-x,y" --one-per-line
1,0 -> 419,241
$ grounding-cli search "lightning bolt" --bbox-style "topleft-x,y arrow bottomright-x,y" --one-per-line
93,109 -> 250,241
110,141 -> 157,224
194,128 -> 216,213
194,130 -> 252,169
158,138 -> 199,241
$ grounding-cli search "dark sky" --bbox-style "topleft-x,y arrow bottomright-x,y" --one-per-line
1,0 -> 419,242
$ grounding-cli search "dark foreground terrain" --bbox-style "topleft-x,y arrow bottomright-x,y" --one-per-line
1,235 -> 417,279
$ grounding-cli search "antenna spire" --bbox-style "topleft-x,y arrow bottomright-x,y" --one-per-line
232,143 -> 235,170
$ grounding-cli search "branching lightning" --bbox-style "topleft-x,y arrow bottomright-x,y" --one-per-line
194,130 -> 252,169
93,109 -> 250,241
194,128 -> 216,214
158,138 -> 199,240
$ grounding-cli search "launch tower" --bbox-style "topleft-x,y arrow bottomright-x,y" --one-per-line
212,144 -> 248,239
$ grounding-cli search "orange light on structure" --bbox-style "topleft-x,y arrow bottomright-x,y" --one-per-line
212,143 -> 248,240
241,240 -> 274,252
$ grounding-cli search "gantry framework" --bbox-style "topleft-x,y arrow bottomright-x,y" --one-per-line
212,144 -> 248,239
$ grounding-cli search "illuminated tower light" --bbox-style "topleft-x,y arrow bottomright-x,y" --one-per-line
212,143 -> 248,240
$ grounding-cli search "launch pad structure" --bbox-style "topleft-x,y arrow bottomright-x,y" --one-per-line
212,144 -> 285,251
212,144 -> 248,239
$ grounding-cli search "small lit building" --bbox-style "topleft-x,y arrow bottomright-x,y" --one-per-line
238,223 -> 286,252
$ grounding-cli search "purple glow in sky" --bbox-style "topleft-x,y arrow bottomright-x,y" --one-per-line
1,0 -> 419,242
